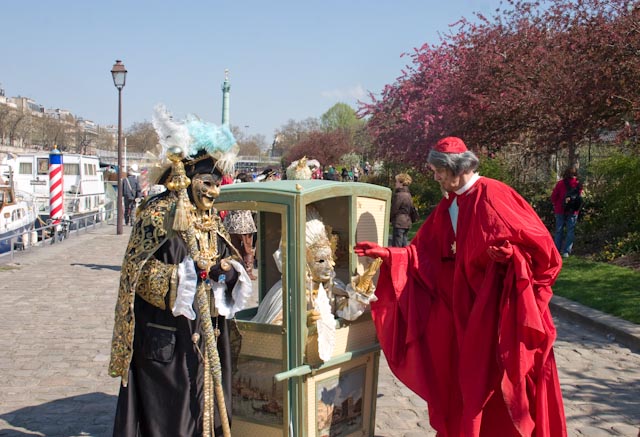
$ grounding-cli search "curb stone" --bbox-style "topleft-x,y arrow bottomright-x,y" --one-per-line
550,295 -> 640,352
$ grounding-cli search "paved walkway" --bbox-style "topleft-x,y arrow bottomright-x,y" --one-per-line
0,224 -> 638,436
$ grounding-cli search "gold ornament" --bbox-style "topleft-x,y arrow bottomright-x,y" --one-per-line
355,257 -> 383,297
165,148 -> 191,231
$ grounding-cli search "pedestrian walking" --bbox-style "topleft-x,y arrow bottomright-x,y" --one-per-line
121,166 -> 141,226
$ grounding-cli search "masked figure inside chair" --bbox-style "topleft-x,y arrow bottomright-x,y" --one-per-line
251,157 -> 380,362
109,105 -> 252,437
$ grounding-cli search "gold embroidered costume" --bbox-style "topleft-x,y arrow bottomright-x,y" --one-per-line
108,193 -> 236,384
109,105 -> 248,437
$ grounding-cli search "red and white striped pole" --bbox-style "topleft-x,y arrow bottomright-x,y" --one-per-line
140,167 -> 149,197
49,145 -> 64,225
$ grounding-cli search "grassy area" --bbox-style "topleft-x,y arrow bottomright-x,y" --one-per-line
554,257 -> 640,324
406,220 -> 640,324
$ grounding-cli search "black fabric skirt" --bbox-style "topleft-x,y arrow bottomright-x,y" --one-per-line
113,295 -> 232,437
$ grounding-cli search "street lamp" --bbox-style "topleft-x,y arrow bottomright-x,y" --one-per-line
111,59 -> 127,235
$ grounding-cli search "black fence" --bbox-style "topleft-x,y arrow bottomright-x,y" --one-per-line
0,207 -> 115,261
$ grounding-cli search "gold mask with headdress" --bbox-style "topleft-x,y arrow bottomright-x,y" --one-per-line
110,104 -> 240,437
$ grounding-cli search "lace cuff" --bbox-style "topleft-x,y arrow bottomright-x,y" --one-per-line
172,256 -> 197,320
212,259 -> 253,318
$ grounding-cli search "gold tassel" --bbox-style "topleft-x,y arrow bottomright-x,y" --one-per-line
195,282 -> 231,437
172,190 -> 190,231
165,147 -> 191,232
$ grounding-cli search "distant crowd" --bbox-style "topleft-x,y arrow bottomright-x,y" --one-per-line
235,161 -> 373,183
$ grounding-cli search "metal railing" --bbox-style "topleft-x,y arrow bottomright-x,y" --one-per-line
0,207 -> 116,261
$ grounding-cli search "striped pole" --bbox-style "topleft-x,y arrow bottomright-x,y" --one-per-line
140,167 -> 149,197
49,145 -> 64,225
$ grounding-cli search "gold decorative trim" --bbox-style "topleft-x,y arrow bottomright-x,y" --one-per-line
135,259 -> 177,310
109,195 -> 175,385
169,265 -> 179,310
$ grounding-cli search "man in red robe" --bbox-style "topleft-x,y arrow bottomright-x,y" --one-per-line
355,137 -> 566,436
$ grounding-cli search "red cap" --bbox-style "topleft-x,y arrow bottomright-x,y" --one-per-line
434,137 -> 468,153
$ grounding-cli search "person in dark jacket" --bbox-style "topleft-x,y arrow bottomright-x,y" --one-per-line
390,173 -> 414,247
122,167 -> 141,225
341,167 -> 349,181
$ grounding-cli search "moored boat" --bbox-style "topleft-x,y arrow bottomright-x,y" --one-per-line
0,164 -> 37,253
2,152 -> 106,225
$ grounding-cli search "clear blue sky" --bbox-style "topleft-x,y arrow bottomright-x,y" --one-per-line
1,0 -> 503,144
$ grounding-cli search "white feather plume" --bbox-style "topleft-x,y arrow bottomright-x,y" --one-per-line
215,146 -> 239,176
307,159 -> 321,169
151,104 -> 190,161
315,282 -> 336,362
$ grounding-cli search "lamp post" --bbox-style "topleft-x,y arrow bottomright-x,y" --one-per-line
111,59 -> 127,235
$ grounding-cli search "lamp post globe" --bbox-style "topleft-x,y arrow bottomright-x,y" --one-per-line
111,59 -> 127,89
111,60 -> 127,235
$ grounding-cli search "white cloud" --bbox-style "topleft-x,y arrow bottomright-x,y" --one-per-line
321,84 -> 367,101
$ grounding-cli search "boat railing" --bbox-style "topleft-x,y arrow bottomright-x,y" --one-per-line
0,206 -> 116,261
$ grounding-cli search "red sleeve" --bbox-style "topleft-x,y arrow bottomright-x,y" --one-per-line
370,201 -> 455,409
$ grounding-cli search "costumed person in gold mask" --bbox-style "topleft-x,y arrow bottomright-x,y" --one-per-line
109,105 -> 252,437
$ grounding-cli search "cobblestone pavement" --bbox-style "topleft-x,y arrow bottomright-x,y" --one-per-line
0,224 -> 637,437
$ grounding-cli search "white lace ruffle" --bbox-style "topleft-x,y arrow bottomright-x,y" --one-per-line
172,256 -> 197,320
315,282 -> 336,362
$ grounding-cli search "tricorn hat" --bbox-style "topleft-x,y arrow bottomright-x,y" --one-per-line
256,168 -> 276,182
151,104 -> 238,185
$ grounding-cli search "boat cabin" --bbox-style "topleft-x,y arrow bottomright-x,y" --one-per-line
2,153 -> 106,220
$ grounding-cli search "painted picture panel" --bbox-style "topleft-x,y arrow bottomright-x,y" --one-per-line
316,365 -> 366,437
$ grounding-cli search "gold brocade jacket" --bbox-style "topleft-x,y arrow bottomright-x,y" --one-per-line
108,193 -> 234,386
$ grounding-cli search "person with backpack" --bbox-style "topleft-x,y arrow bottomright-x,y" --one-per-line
551,166 -> 583,257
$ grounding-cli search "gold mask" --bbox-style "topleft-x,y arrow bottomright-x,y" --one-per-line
191,174 -> 220,210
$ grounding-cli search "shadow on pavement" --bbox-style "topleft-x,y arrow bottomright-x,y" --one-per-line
555,318 -> 640,429
70,263 -> 121,272
0,392 -> 116,437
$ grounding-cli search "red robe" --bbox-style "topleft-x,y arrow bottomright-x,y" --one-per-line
372,177 -> 566,436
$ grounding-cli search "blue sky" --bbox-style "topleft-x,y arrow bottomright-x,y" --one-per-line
1,0 -> 503,144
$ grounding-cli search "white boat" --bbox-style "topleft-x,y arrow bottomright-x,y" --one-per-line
0,165 -> 37,253
2,152 -> 106,225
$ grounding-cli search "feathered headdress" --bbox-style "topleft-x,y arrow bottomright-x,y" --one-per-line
151,104 -> 238,180
150,104 -> 238,230
305,206 -> 338,261
286,156 -> 321,180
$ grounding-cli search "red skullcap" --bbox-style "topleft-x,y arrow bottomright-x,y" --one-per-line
434,137 -> 468,154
